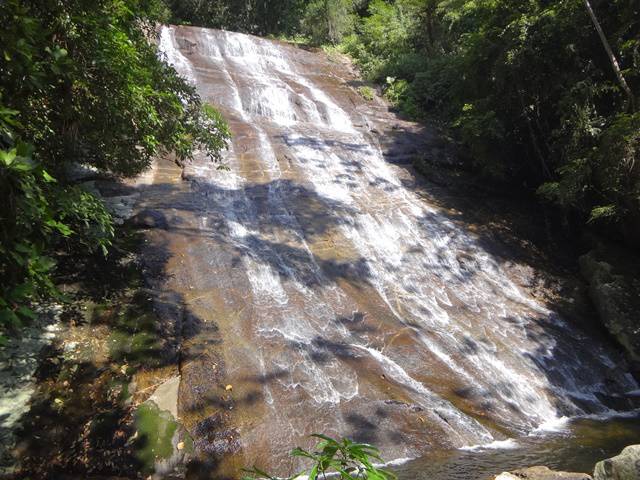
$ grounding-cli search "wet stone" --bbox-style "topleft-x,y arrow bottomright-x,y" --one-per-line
193,414 -> 241,456
151,25 -> 640,476
129,209 -> 169,229
496,466 -> 593,480
594,445 -> 640,480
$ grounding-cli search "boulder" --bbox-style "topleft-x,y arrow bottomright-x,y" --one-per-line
495,466 -> 592,480
579,249 -> 640,365
594,445 -> 640,480
129,209 -> 168,229
102,194 -> 139,224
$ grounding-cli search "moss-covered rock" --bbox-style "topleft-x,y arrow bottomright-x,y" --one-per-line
133,402 -> 179,474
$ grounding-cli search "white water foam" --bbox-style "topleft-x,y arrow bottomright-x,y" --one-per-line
530,409 -> 640,436
159,26 -> 196,83
352,344 -> 493,443
460,439 -> 520,451
273,55 -> 635,434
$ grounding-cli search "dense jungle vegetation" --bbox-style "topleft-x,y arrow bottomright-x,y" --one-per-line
1,0 -> 638,337
0,0 -> 229,338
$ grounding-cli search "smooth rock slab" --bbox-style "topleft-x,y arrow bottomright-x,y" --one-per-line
148,375 -> 180,419
496,466 -> 592,480
130,208 -> 169,229
594,445 -> 640,480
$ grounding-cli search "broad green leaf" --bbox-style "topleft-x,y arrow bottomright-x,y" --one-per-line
42,169 -> 57,183
11,156 -> 36,171
17,306 -> 37,320
0,148 -> 17,166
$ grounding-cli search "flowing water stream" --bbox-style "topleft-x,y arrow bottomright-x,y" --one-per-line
154,25 -> 639,478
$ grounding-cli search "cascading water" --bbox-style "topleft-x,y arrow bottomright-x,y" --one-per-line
156,25 -> 639,477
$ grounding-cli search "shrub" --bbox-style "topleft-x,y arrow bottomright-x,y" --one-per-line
384,78 -> 419,119
358,86 -> 376,101
0,0 -> 230,339
243,434 -> 397,480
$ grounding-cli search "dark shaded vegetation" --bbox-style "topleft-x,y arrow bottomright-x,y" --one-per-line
164,0 -> 357,45
12,226 -> 161,477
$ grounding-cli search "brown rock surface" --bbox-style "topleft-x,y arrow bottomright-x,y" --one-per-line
496,466 -> 592,480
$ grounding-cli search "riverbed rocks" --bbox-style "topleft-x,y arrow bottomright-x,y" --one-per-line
593,445 -> 640,480
496,466 -> 592,480
148,376 -> 180,419
494,445 -> 640,480
79,179 -> 140,225
192,413 -> 241,457
0,305 -> 62,475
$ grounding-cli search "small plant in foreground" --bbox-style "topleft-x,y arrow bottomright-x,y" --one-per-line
358,86 -> 375,101
243,434 -> 397,480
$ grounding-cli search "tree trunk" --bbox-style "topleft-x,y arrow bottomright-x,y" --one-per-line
518,90 -> 552,180
424,1 -> 437,54
583,0 -> 635,110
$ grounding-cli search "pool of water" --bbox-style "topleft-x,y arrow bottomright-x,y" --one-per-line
393,414 -> 640,479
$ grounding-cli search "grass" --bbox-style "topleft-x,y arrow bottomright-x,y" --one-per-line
358,86 -> 376,101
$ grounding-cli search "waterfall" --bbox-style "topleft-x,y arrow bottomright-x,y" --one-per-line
157,25 -> 638,474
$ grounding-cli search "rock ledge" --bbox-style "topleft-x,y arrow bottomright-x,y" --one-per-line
496,466 -> 592,480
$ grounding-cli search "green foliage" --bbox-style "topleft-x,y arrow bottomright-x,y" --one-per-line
166,0 -> 358,45
166,0 -> 309,36
302,0 -> 356,45
0,108 -> 114,336
322,44 -> 347,63
243,434 -> 397,480
339,0 -> 640,243
55,186 -> 115,256
384,78 -> 419,119
0,0 -> 229,178
358,86 -> 376,101
0,0 -> 229,336
0,136 -> 65,332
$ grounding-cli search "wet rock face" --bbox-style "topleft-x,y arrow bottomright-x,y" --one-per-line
579,248 -> 640,367
496,466 -> 592,480
155,24 -> 640,475
594,445 -> 640,480
193,414 -> 240,457
130,208 -> 169,229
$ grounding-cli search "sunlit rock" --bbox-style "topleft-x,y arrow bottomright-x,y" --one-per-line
496,466 -> 592,480
594,445 -> 640,480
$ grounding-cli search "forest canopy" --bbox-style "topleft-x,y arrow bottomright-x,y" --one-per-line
173,0 -> 639,246
343,0 -> 639,246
